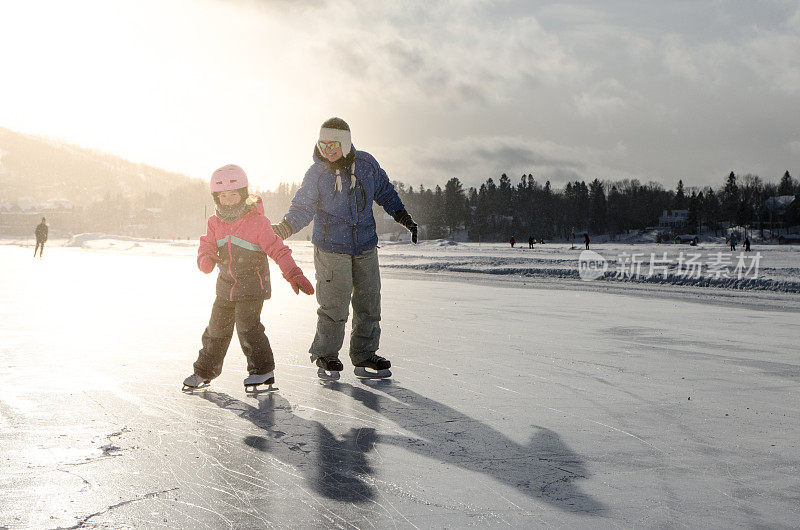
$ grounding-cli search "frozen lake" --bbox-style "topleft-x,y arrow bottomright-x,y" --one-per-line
1,240 -> 799,528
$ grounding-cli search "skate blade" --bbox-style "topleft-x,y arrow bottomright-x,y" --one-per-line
182,382 -> 210,393
317,367 -> 341,380
244,383 -> 278,394
353,367 -> 392,379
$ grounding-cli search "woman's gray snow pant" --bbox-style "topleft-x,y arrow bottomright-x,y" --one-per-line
193,297 -> 274,380
309,247 -> 381,365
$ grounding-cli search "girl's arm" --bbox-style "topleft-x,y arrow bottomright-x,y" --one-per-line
257,218 -> 314,294
197,218 -> 219,273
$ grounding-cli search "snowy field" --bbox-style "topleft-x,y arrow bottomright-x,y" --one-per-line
1,237 -> 799,528
32,232 -> 800,292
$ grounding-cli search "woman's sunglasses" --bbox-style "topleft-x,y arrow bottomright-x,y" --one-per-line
318,140 -> 341,151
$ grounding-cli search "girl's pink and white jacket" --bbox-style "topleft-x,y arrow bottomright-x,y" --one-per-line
198,198 -> 305,302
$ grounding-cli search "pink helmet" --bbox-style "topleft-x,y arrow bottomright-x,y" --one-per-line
210,164 -> 248,192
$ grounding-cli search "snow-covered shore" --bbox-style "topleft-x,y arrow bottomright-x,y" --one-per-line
377,240 -> 800,293
7,234 -> 798,293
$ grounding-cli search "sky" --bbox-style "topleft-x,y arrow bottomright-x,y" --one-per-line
1,0 -> 799,192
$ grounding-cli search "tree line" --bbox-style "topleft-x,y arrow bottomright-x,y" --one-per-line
389,170 -> 800,241
33,170 -> 798,241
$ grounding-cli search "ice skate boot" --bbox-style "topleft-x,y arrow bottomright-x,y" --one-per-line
316,356 -> 343,380
353,354 -> 392,379
182,373 -> 210,392
244,371 -> 277,394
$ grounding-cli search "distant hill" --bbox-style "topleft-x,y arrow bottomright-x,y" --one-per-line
0,127 -> 195,205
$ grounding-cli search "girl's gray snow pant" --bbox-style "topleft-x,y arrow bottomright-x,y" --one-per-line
193,297 -> 274,380
309,246 -> 381,365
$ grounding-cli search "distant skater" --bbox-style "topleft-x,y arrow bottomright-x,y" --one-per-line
744,237 -> 751,252
584,233 -> 590,250
528,236 -> 534,249
34,217 -> 48,258
510,236 -> 516,248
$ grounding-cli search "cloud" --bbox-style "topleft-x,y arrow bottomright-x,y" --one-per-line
655,27 -> 800,94
742,32 -> 800,93
574,78 -> 637,117
789,5 -> 800,30
660,34 -> 702,81
536,4 -> 613,25
125,2 -> 800,188
272,2 -> 588,109
377,135 -> 630,188
3,0 -> 799,191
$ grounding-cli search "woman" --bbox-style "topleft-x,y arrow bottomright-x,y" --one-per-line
272,117 -> 417,379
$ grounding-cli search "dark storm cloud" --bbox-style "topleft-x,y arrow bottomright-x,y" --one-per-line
474,143 -> 586,171
174,1 -> 800,187
220,0 -> 327,7
399,136 -> 593,187
381,40 -> 426,75
22,0 -> 793,189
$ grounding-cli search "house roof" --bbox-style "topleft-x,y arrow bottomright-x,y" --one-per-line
765,195 -> 796,209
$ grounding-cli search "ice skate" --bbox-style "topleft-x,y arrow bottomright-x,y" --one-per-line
353,354 -> 392,379
182,373 -> 210,393
244,372 -> 277,394
316,357 -> 343,381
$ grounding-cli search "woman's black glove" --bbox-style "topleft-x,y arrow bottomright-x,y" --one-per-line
393,209 -> 418,244
272,220 -> 293,240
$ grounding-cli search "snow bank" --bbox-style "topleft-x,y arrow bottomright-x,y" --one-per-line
375,241 -> 800,294
64,233 -> 194,247
63,233 -> 196,255
382,238 -> 459,247
380,260 -> 800,292
14,234 -> 800,293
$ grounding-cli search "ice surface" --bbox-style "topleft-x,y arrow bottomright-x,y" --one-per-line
1,239 -> 799,528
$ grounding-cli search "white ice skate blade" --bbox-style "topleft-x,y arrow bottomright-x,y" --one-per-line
353,367 -> 392,379
244,383 -> 278,394
182,382 -> 210,393
317,367 -> 341,380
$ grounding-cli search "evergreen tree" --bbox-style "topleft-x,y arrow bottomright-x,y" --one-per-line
429,185 -> 447,238
696,191 -> 705,232
738,174 -> 762,229
443,177 -> 466,235
498,173 -> 513,215
471,183 -> 490,240
778,170 -> 795,196
721,171 -> 739,225
703,188 -> 721,235
607,185 -> 623,237
588,179 -> 607,235
541,180 -> 555,239
687,191 -> 700,233
485,178 -> 498,217
674,180 -> 686,209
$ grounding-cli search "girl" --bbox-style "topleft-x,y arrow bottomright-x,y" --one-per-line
183,164 -> 314,393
